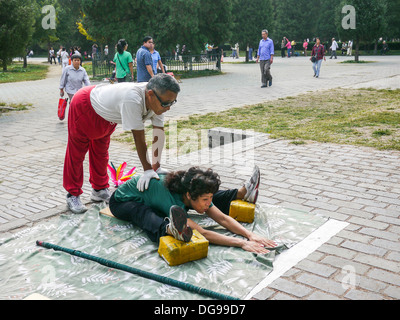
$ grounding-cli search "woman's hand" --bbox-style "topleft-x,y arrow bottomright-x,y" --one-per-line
241,240 -> 271,254
248,233 -> 277,249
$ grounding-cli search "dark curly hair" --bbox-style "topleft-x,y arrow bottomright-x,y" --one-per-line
164,167 -> 221,200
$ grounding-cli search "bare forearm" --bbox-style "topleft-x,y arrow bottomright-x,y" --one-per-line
203,230 -> 245,247
146,65 -> 154,77
132,130 -> 152,171
206,206 -> 251,239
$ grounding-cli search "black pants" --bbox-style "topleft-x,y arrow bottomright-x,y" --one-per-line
109,189 -> 238,243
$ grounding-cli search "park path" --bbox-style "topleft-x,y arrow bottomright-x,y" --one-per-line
0,55 -> 399,300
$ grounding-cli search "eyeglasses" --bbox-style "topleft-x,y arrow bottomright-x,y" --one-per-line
153,90 -> 177,108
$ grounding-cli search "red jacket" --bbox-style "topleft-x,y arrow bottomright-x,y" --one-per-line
312,45 -> 325,60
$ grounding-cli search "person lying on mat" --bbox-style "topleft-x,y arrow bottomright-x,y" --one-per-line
109,166 -> 277,254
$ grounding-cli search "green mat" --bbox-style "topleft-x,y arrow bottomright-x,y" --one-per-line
0,203 -> 327,300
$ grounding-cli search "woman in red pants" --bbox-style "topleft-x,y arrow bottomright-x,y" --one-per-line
64,73 -> 180,214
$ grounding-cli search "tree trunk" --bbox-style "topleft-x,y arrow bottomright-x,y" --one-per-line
2,59 -> 7,71
373,39 -> 378,55
355,38 -> 360,62
23,55 -> 27,68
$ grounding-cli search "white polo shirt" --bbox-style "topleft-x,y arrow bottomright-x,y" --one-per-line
90,82 -> 164,131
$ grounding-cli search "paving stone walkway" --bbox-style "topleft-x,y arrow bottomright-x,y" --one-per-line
0,55 -> 399,300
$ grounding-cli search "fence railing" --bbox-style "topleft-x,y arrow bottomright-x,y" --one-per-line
90,53 -> 222,80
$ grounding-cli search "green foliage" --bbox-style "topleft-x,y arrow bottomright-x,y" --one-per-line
74,0 -> 234,54
0,0 -> 36,70
231,0 -> 273,48
336,0 -> 387,61
4,0 -> 399,64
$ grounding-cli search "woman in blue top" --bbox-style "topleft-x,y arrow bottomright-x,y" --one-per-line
113,39 -> 134,82
109,166 -> 277,253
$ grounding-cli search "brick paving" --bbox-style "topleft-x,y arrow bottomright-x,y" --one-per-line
0,55 -> 399,300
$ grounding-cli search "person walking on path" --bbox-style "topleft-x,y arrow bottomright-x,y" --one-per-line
63,73 -> 180,214
330,38 -> 338,59
285,37 -> 292,57
303,39 -> 308,56
281,38 -> 286,58
49,47 -> 57,65
311,37 -> 326,78
256,29 -> 274,88
150,41 -> 165,75
60,47 -> 70,70
347,40 -> 353,56
136,36 -> 155,82
59,53 -> 90,102
113,39 -> 134,83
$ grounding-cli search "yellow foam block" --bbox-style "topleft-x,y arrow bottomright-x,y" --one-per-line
229,200 -> 256,223
158,229 -> 209,266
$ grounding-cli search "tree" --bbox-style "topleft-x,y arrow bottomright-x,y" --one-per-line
273,0 -> 319,43
30,0 -> 59,55
0,0 -> 36,71
337,0 -> 387,61
385,0 -> 400,40
73,0 -> 234,56
231,0 -> 273,51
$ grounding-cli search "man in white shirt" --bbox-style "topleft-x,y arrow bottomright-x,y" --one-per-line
60,47 -> 70,70
330,38 -> 338,59
63,73 -> 180,214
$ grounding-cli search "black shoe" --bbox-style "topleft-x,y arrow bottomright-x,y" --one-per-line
261,83 -> 268,88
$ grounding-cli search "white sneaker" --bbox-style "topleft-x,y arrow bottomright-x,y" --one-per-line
91,188 -> 111,202
66,194 -> 87,214
243,165 -> 260,204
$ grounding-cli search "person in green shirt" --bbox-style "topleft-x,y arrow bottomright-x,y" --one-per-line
109,166 -> 277,253
113,39 -> 134,82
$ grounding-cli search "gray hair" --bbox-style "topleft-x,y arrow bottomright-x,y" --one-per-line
262,29 -> 268,34
146,73 -> 180,95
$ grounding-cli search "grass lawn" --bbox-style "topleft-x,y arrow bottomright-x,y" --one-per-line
113,88 -> 400,153
0,63 -> 49,83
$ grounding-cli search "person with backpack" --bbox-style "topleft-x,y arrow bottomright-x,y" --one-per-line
113,39 -> 134,82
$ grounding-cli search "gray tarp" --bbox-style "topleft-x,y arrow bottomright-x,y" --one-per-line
0,203 -> 327,300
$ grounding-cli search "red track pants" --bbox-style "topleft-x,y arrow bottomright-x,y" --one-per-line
63,85 -> 117,196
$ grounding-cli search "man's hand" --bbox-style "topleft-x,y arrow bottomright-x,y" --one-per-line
137,169 -> 160,192
60,89 -> 64,97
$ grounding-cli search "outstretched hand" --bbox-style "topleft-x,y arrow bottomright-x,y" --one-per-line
241,240 -> 271,254
248,233 -> 277,249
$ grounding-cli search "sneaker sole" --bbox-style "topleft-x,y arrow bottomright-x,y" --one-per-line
170,206 -> 193,242
247,188 -> 259,204
244,166 -> 260,202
